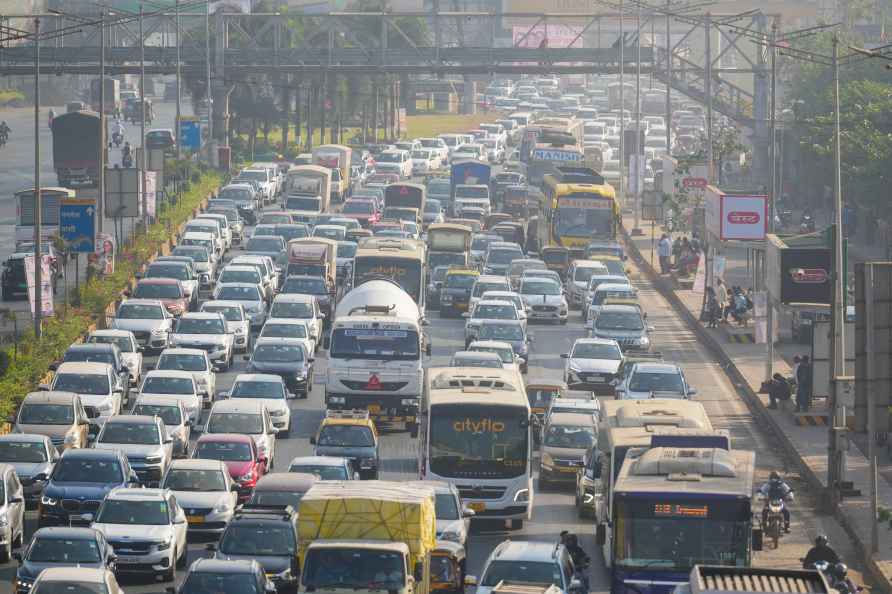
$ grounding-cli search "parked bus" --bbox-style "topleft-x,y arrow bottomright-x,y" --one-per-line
353,237 -> 426,308
541,167 -> 620,251
418,367 -> 532,528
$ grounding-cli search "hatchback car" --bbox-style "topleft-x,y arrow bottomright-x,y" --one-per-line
0,434 -> 57,505
131,278 -> 190,317
48,362 -> 122,422
268,293 -> 324,344
137,370 -> 202,426
439,268 -> 479,318
155,348 -> 216,408
245,338 -> 314,402
131,395 -> 191,458
225,372 -> 295,434
192,434 -> 266,502
286,455 -> 356,480
177,558 -> 276,594
474,321 -> 531,373
60,344 -> 131,405
201,300 -> 251,354
213,283 -> 268,329
247,473 -> 317,510
561,337 -> 623,393
13,527 -> 115,594
162,458 -> 238,534
29,566 -> 125,594
464,299 -> 524,347
169,311 -> 235,370
469,275 -> 512,312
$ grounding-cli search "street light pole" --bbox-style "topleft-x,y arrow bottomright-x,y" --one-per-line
33,16 -> 43,338
765,18 -> 777,382
704,12 -> 713,182
175,0 -> 181,161
632,3 -> 643,235
98,6 -> 105,234
206,1 -> 212,164
665,0 -> 671,154
139,5 -> 147,231
619,0 -> 626,202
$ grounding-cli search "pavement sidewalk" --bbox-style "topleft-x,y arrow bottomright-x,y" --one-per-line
622,215 -> 892,593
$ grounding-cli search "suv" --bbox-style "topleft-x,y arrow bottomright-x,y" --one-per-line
111,299 -> 174,353
60,343 -> 132,405
268,293 -> 324,344
132,395 -> 191,458
310,410 -> 379,479
225,373 -> 295,434
0,434 -> 57,504
538,412 -> 598,489
471,540 -> 582,594
439,267 -> 480,318
201,300 -> 251,354
589,304 -> 653,351
209,507 -> 300,593
464,299 -> 524,347
12,527 -> 116,594
169,312 -> 235,370
12,391 -> 96,451
287,456 -> 356,480
47,362 -> 122,422
245,339 -> 313,401
38,448 -> 139,527
86,330 -> 143,388
90,487 -> 188,581
137,370 -> 202,426
155,348 -> 216,409
93,415 -> 173,486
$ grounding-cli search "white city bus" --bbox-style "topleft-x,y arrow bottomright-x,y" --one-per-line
418,367 -> 532,529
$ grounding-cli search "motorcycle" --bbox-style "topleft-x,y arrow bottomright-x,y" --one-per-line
800,213 -> 816,233
112,131 -> 124,148
122,153 -> 133,168
813,562 -> 863,594
763,497 -> 786,548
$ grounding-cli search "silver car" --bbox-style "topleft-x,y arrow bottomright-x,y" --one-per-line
87,330 -> 143,387
519,277 -> 568,324
0,463 -> 24,561
111,299 -> 174,354
0,435 -> 56,505
614,362 -> 697,400
213,282 -> 268,329
589,304 -> 653,351
169,312 -> 235,370
161,459 -> 237,536
131,395 -> 191,458
463,299 -> 524,347
155,348 -> 216,407
93,416 -> 173,487
201,300 -> 251,354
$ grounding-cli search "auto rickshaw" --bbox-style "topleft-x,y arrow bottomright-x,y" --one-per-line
431,541 -> 466,594
526,381 -> 566,447
503,185 -> 529,218
540,246 -> 570,281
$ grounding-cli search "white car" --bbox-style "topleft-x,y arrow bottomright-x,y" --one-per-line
112,299 -> 174,353
561,337 -> 624,394
268,293 -> 324,344
212,283 -> 268,330
463,299 -> 524,347
161,459 -> 237,536
224,373 -> 293,435
452,143 -> 487,162
132,394 -> 192,458
202,300 -> 252,353
480,290 -> 528,322
259,318 -> 317,353
204,399 -> 278,470
0,463 -> 24,562
48,362 -> 122,421
374,149 -> 412,178
584,275 -> 633,321
168,312 -> 235,370
229,254 -> 279,295
155,348 -> 216,408
614,362 -> 697,400
411,149 -> 440,174
90,487 -> 188,581
467,340 -> 523,376
93,415 -> 174,486
518,277 -> 569,324
586,282 -> 639,327
567,260 -> 609,309
138,369 -> 202,426
194,215 -> 232,250
184,221 -> 225,257
87,329 -> 143,387
418,137 -> 449,161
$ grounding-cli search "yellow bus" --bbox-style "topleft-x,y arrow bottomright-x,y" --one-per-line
353,237 -> 427,308
542,166 -> 620,250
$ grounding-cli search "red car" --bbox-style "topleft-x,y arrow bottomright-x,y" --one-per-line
130,277 -> 189,316
341,198 -> 380,228
193,433 -> 267,501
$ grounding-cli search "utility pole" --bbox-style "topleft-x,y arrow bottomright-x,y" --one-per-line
866,263 -> 878,555
98,6 -> 105,234
632,3 -> 643,236
33,16 -> 43,338
705,12 -> 714,182
175,0 -> 181,161
205,1 -> 212,164
139,5 -> 147,231
765,18 -> 777,381
665,0 -> 671,153
619,1 -> 626,202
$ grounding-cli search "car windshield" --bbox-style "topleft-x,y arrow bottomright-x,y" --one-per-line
412,150 -> 430,159
290,464 -> 348,480
261,323 -> 308,340
0,441 -> 47,462
337,243 -> 357,259
99,422 -> 159,445
314,227 -> 345,240
473,282 -> 507,298
220,269 -> 261,284
117,303 -> 164,319
343,201 -> 375,215
487,249 -> 520,266
452,355 -> 502,368
147,264 -> 190,281
181,572 -> 262,594
28,536 -> 101,563
428,180 -> 450,196
217,285 -> 262,301
435,493 -> 460,520
253,344 -> 305,364
593,290 -> 635,305
246,237 -> 284,252
521,279 -> 561,295
478,324 -> 523,341
575,265 -> 608,283
203,305 -> 244,322
231,380 -> 286,399
158,354 -> 207,372
271,301 -> 312,318
177,316 -> 227,334
53,373 -> 108,395
220,524 -> 295,555
377,152 -> 402,163
164,468 -> 228,491
285,196 -> 322,211
302,548 -> 406,590
471,236 -> 498,251
446,274 -> 476,289
572,342 -> 622,359
88,335 -> 134,352
97,499 -> 169,525
143,376 -> 194,395
317,425 -> 374,447
196,440 -> 253,462
425,200 -> 442,214
282,277 -> 327,294
629,371 -> 685,393
18,403 -> 73,425
64,350 -> 115,367
250,490 -> 305,508
208,412 -> 263,434
470,346 -> 514,364
53,458 -> 122,483
134,283 -> 181,299
545,424 -> 596,448
596,311 -> 644,331
481,560 -> 561,588
133,404 -> 181,426
474,304 -> 515,319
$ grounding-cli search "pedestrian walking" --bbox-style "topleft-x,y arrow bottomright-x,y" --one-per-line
768,373 -> 791,409
796,355 -> 813,412
658,234 -> 672,274
716,279 -> 729,322
706,287 -> 720,328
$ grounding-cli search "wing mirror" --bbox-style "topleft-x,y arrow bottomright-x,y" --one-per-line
462,505 -> 476,518
309,435 -> 317,445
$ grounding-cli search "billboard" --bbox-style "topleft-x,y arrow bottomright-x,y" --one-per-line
780,248 -> 832,305
512,25 -> 584,48
705,187 -> 767,241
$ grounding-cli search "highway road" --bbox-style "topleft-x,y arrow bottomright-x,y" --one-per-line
0,196 -> 854,593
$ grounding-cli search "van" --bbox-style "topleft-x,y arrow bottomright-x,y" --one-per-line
12,391 -> 97,450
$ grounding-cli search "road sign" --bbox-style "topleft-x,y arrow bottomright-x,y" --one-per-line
179,117 -> 201,152
60,198 -> 96,253
683,177 -> 708,189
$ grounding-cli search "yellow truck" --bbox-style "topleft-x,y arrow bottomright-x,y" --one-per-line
298,481 -> 437,594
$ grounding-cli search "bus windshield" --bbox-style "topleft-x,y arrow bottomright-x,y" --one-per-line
556,195 -> 614,237
429,404 -> 528,479
614,497 -> 750,569
330,328 -> 420,361
353,257 -> 422,303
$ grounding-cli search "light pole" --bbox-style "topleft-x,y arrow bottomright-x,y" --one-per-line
139,5 -> 148,231
176,0 -> 181,161
631,3 -> 643,236
33,17 -> 42,338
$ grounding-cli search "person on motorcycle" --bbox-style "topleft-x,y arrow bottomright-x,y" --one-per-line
0,121 -> 10,142
122,141 -> 133,167
830,563 -> 860,594
802,535 -> 840,569
112,120 -> 125,145
560,532 -> 590,592
760,471 -> 793,533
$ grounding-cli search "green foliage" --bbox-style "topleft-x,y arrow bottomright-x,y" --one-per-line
0,171 -> 222,420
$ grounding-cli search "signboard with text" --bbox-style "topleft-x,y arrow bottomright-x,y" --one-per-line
705,187 -> 767,241
60,198 -> 96,253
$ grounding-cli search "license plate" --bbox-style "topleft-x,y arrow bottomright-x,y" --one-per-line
187,515 -> 204,524
588,375 -> 605,382
468,502 -> 486,512
368,404 -> 381,414
559,467 -> 576,473
116,557 -> 140,564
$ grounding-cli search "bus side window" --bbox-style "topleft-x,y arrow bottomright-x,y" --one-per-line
586,450 -> 602,479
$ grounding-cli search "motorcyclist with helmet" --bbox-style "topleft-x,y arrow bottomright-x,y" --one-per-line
560,531 -> 590,592
759,471 -> 793,533
829,563 -> 860,594
802,534 -> 839,569
122,141 -> 133,167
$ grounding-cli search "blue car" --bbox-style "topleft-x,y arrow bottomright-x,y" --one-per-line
38,448 -> 139,528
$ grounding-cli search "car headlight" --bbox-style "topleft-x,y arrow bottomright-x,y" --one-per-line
541,452 -> 554,468
64,433 -> 78,445
270,408 -> 287,417
213,499 -> 232,514
441,294 -> 453,303
41,495 -> 58,506
514,489 -> 530,502
234,326 -> 245,334
155,538 -> 172,551
329,395 -> 346,404
239,470 -> 255,482
440,530 -> 462,543
0,514 -> 9,527
145,454 -> 163,464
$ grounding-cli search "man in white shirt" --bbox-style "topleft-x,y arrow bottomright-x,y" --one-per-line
657,234 -> 673,274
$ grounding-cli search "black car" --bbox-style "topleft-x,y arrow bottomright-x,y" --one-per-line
13,527 -> 117,594
176,558 -> 276,594
58,343 -> 132,403
245,337 -> 314,399
209,507 -> 299,593
1,254 -> 28,301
